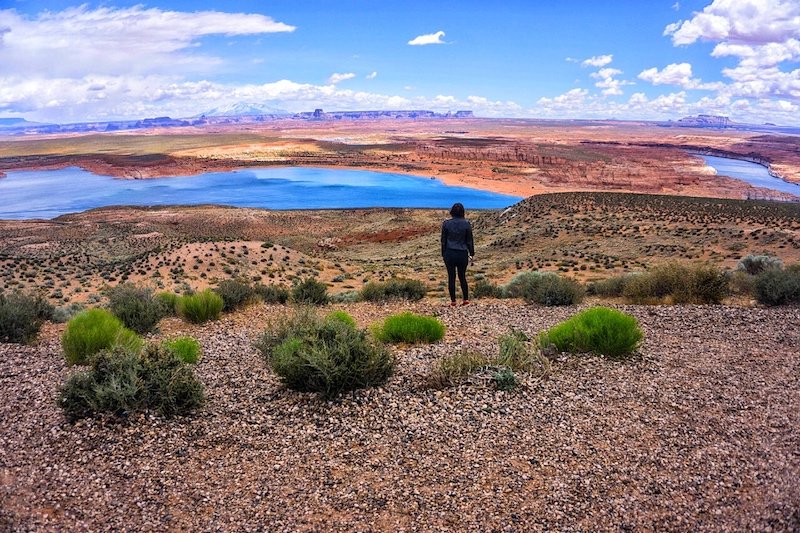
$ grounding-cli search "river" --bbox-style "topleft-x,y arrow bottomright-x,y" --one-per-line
699,155 -> 800,196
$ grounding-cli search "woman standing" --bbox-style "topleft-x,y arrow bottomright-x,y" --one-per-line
441,202 -> 474,306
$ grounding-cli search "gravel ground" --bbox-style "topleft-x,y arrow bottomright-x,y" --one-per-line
1,301 -> 799,532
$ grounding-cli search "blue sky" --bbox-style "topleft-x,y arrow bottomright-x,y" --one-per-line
1,0 -> 798,123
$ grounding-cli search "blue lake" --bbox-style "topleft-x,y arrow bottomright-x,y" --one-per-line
0,166 -> 523,220
700,155 -> 800,196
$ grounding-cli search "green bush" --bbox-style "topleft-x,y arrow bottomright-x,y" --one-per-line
257,310 -> 394,399
428,350 -> 489,388
58,344 -> 204,421
214,279 -> 255,312
163,336 -> 202,364
472,279 -> 501,299
107,283 -> 164,334
737,255 -> 783,275
360,278 -> 427,302
0,291 -> 53,344
62,309 -> 143,366
754,269 -> 800,306
373,312 -> 445,344
291,278 -> 329,305
177,290 -> 224,324
155,292 -> 180,316
254,283 -> 289,304
325,310 -> 357,329
539,307 -> 643,360
51,303 -> 85,324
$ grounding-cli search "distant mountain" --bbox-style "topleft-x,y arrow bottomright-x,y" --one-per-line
198,102 -> 290,117
0,117 -> 50,129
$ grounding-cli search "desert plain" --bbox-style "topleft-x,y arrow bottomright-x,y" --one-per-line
0,118 -> 799,531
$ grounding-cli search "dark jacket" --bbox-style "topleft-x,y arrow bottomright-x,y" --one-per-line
441,217 -> 474,256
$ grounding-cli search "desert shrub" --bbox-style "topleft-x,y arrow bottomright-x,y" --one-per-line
0,291 -> 53,344
373,312 -> 445,344
737,255 -> 783,276
472,279 -> 501,299
428,350 -> 490,388
623,263 -> 727,304
155,292 -> 180,316
754,269 -> 800,306
329,290 -> 362,304
501,271 -> 545,299
177,290 -> 223,324
58,344 -> 204,421
360,278 -> 427,302
539,307 -> 643,360
291,277 -> 329,305
254,283 -> 289,304
587,275 -> 633,297
325,310 -> 357,329
51,303 -> 85,324
492,368 -> 517,391
62,309 -> 143,366
529,274 -> 584,306
495,329 -> 551,377
787,263 -> 800,274
163,336 -> 202,364
138,345 -> 205,416
106,283 -> 164,334
257,310 -> 394,399
680,264 -> 728,304
500,271 -> 583,306
214,279 -> 255,312
623,264 -> 683,303
729,270 -> 757,296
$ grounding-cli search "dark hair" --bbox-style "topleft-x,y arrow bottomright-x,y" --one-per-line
449,202 -> 465,218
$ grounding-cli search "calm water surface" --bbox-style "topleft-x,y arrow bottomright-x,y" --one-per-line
700,155 -> 800,196
0,167 -> 522,220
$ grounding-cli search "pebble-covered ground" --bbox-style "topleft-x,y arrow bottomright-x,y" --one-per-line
1,301 -> 798,532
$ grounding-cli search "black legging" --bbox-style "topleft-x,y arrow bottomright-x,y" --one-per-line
444,248 -> 469,301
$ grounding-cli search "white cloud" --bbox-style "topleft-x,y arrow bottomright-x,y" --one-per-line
638,62 -> 723,90
589,68 -> 633,96
582,54 -> 613,67
366,71 -> 378,80
327,72 -> 356,85
662,0 -> 800,108
664,0 -> 800,46
0,6 -> 295,77
408,31 -> 446,46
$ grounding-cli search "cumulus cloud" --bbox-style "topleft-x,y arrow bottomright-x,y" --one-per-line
408,31 -> 446,46
327,72 -> 356,85
664,0 -> 799,46
0,6 -> 295,77
661,0 -> 800,109
582,55 -> 613,67
590,67 -> 634,96
638,62 -> 723,90
366,71 -> 378,80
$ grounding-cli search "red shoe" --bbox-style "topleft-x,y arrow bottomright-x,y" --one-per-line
450,301 -> 457,307
461,300 -> 470,306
